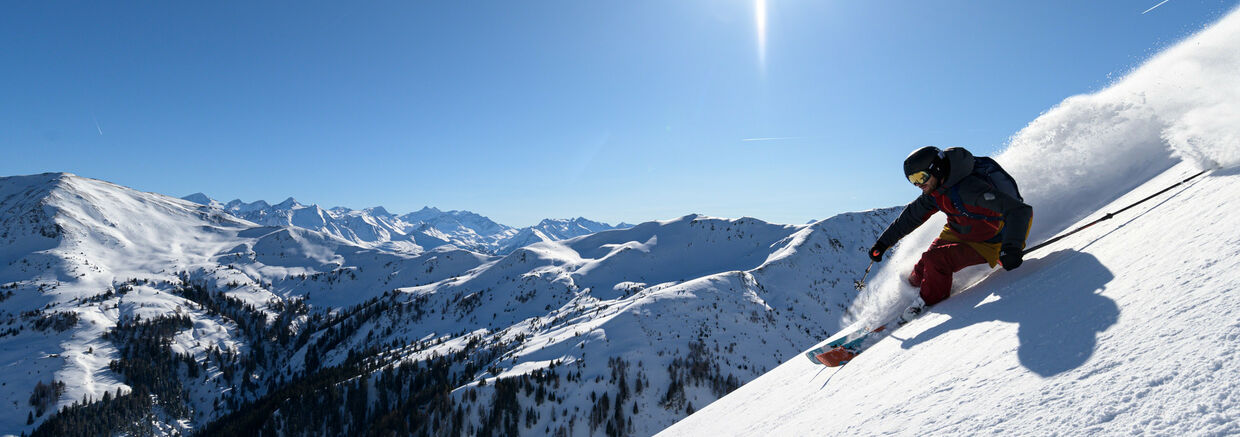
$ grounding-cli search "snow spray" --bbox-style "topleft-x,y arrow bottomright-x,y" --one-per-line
845,4 -> 1240,330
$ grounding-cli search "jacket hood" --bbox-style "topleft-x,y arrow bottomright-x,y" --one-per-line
938,147 -> 975,189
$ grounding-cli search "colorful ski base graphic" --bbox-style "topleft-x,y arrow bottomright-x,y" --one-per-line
804,320 -> 896,367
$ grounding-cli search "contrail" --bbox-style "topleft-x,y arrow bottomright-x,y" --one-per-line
92,113 -> 103,135
742,136 -> 806,142
1142,0 -> 1171,14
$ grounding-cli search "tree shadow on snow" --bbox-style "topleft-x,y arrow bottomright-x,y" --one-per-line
898,249 -> 1118,377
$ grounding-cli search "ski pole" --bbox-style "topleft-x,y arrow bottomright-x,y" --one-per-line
854,261 -> 874,291
1025,168 -> 1209,255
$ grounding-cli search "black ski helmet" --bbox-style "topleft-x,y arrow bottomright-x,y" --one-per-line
904,146 -> 946,184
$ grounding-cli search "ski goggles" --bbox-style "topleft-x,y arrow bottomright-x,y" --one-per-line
907,170 -> 932,186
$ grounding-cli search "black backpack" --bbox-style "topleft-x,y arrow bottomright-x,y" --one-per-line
971,156 -> 1023,203
945,156 -> 1024,223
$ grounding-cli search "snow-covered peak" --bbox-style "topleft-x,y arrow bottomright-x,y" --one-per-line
365,206 -> 391,217
176,194 -> 630,255
403,206 -> 443,219
273,197 -> 301,209
534,217 -> 615,236
0,172 -> 72,204
0,173 -> 80,255
178,191 -> 219,208
3,173 -> 248,273
223,198 -> 271,213
0,172 -> 77,200
400,207 -> 509,233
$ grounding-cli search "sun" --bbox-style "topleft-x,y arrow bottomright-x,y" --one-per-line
755,0 -> 768,71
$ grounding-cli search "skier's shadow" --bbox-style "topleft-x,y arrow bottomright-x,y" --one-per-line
898,249 -> 1118,377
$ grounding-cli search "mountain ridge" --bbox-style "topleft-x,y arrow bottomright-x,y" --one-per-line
2,171 -> 896,435
182,193 -> 630,255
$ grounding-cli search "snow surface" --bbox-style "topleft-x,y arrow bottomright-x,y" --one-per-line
663,163 -> 1240,436
662,6 -> 1240,436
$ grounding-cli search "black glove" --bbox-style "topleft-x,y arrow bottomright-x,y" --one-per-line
999,245 -> 1023,271
869,242 -> 889,262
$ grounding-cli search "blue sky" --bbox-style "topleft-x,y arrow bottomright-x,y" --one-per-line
2,1 -> 1236,226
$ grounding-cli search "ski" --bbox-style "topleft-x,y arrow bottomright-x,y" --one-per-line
804,313 -> 919,367
804,324 -> 883,366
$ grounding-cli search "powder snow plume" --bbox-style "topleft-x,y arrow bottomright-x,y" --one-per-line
848,5 -> 1240,326
1002,5 -> 1240,236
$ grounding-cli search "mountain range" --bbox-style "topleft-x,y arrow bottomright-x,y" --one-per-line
181,193 -> 629,255
1,172 -> 895,436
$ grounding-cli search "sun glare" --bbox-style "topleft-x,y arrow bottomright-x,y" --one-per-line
756,0 -> 768,72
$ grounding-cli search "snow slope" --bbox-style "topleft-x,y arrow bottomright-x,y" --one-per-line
662,162 -> 1239,436
662,5 -> 1240,436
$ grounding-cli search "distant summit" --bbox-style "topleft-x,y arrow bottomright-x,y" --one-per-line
182,192 -> 218,207
181,194 -> 631,254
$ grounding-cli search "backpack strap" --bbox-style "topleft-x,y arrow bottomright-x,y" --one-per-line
946,185 -> 1007,244
946,184 -> 1004,223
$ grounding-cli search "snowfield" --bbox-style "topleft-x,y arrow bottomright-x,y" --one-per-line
662,5 -> 1240,436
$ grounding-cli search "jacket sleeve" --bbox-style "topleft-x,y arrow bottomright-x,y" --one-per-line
966,182 -> 1033,249
876,194 -> 939,247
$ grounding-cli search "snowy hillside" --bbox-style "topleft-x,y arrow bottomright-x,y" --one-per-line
200,211 -> 900,436
662,6 -> 1240,436
496,218 -> 621,254
183,195 -> 627,255
0,174 -> 494,434
662,162 -> 1239,436
1,170 -> 899,436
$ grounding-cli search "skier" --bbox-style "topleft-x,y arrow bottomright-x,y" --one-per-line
869,146 -> 1033,322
